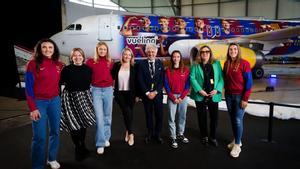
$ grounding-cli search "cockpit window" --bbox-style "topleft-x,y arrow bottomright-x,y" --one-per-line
75,24 -> 82,30
65,24 -> 75,30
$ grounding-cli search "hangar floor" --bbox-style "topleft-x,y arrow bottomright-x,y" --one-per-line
0,64 -> 299,169
0,99 -> 300,169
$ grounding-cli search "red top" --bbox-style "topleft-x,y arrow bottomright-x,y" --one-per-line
25,58 -> 64,111
164,67 -> 190,102
86,57 -> 114,87
224,59 -> 253,101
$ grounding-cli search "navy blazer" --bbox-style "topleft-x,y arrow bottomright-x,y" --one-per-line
137,59 -> 164,96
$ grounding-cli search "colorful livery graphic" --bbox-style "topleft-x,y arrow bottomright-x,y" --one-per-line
50,14 -> 300,78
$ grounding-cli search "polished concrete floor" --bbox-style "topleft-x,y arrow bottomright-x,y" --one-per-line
0,64 -> 299,168
0,101 -> 300,169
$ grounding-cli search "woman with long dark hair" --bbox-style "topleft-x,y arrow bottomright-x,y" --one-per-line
25,38 -> 64,169
164,50 -> 190,148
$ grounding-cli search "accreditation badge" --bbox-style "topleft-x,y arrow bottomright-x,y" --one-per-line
151,83 -> 154,90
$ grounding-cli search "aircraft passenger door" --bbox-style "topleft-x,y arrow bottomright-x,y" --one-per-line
98,16 -> 112,41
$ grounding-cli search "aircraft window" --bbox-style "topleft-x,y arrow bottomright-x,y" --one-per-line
65,24 -> 75,30
231,28 -> 235,32
236,28 -> 239,32
136,26 -> 140,30
187,27 -> 193,32
75,24 -> 82,30
154,26 -> 159,31
117,26 -> 121,30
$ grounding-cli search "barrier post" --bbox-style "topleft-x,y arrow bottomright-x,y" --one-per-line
267,102 -> 274,142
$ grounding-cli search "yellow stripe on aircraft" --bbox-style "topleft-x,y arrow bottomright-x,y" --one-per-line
197,44 -> 257,69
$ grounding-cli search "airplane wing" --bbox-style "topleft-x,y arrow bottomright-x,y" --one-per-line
225,26 -> 300,43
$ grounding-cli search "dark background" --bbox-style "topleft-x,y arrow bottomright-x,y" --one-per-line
4,0 -> 62,97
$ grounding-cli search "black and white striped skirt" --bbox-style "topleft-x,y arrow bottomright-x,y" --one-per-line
60,89 -> 96,132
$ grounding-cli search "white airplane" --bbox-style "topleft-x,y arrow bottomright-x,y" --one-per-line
50,14 -> 300,78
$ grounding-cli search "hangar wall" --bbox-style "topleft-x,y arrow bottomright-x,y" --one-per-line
64,0 -> 299,28
112,0 -> 299,20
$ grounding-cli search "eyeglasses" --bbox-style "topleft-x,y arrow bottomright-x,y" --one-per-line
200,50 -> 210,54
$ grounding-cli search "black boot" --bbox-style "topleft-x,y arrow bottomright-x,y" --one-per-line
75,146 -> 85,161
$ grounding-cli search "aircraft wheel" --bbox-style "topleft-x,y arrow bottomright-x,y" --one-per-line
252,67 -> 264,79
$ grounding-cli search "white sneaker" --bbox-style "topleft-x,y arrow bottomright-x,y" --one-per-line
47,160 -> 60,169
227,140 -> 242,150
97,147 -> 104,154
105,141 -> 110,147
230,144 -> 241,158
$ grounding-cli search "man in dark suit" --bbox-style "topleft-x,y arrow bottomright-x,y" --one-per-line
137,43 -> 164,144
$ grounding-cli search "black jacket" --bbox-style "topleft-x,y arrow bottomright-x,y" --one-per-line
111,61 -> 138,101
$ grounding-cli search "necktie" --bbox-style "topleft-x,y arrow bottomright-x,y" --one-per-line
149,62 -> 154,77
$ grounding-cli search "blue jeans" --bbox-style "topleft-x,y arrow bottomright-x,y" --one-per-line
225,94 -> 245,145
92,86 -> 113,148
32,96 -> 61,169
167,94 -> 188,139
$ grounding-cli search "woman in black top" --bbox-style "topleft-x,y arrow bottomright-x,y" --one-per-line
60,48 -> 95,161
111,47 -> 137,146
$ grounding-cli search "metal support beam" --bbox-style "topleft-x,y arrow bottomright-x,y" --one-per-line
169,0 -> 176,16
178,0 -> 181,16
245,0 -> 248,16
192,0 -> 194,16
218,0 -> 220,17
275,0 -> 279,19
151,0 -> 154,14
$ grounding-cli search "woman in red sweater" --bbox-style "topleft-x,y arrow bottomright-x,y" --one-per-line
25,38 -> 64,169
223,43 -> 253,158
86,42 -> 114,155
164,50 -> 190,149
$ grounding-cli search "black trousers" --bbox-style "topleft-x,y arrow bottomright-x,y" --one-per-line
70,128 -> 86,148
142,93 -> 163,137
115,91 -> 134,134
195,100 -> 219,139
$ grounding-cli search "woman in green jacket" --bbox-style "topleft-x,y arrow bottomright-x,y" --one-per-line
190,45 -> 224,146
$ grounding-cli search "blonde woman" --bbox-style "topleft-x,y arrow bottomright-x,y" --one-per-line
60,48 -> 95,161
111,47 -> 137,146
86,42 -> 114,155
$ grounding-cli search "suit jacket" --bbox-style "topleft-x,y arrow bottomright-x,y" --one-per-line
137,59 -> 164,96
111,61 -> 137,101
190,60 -> 224,102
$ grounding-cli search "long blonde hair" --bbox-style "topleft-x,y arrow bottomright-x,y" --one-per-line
121,47 -> 135,66
93,41 -> 112,63
197,45 -> 216,64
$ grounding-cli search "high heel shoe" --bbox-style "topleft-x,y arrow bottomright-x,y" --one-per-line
125,131 -> 129,142
128,134 -> 134,146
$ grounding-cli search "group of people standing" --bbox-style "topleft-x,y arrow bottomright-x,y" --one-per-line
25,38 -> 252,169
